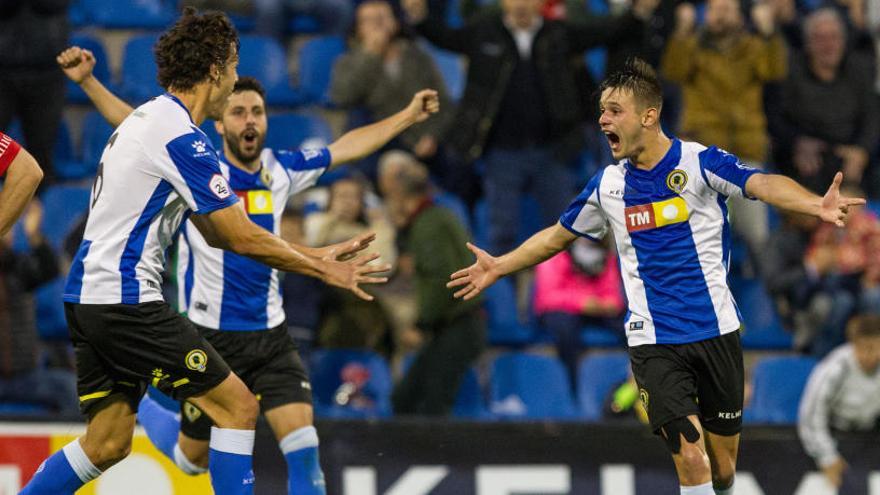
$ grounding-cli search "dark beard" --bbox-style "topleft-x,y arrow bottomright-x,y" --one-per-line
224,132 -> 264,163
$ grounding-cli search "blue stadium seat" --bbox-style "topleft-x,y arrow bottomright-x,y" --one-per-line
422,43 -> 465,101
578,352 -> 629,421
452,367 -> 488,419
745,356 -> 817,424
35,278 -> 70,341
309,349 -> 392,418
297,36 -> 346,105
433,190 -> 471,233
485,278 -> 537,345
119,34 -> 162,104
868,200 -> 880,218
266,112 -> 333,151
238,36 -> 301,106
81,111 -> 116,169
79,0 -> 174,29
490,353 -> 577,419
729,276 -> 793,349
585,48 -> 607,81
287,14 -> 321,34
66,34 -> 113,105
581,325 -> 625,348
6,121 -> 87,180
40,185 -> 91,252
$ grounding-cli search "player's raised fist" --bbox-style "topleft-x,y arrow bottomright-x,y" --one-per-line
57,46 -> 96,84
406,89 -> 440,124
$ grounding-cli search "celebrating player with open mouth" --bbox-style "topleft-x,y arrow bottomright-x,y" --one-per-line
22,9 -> 393,495
448,59 -> 864,495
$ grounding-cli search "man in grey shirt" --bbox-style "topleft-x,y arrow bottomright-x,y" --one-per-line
798,313 -> 880,489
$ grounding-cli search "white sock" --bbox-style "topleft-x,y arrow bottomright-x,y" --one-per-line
714,480 -> 734,495
681,481 -> 714,495
62,439 -> 102,483
173,443 -> 208,475
279,426 -> 319,455
209,427 -> 255,455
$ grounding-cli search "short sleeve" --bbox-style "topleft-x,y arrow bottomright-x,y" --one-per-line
698,146 -> 763,199
0,132 -> 22,176
559,168 -> 609,240
165,131 -> 239,214
274,147 -> 331,196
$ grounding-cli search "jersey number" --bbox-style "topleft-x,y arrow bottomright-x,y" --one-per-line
91,132 -> 117,209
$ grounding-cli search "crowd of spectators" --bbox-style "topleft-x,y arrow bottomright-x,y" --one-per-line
3,0 -> 880,431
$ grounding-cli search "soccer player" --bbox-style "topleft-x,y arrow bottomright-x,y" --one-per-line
58,40 -> 439,494
0,132 -> 43,236
447,59 -> 865,495
22,10 -> 388,495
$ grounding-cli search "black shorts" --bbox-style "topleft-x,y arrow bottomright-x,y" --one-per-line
66,302 -> 232,417
629,330 -> 744,436
180,322 -> 313,440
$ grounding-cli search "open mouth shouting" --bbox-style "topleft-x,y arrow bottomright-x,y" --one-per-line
241,128 -> 260,151
605,131 -> 621,153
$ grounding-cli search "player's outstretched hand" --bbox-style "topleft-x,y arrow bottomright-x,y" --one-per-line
820,172 -> 866,227
57,46 -> 96,84
323,252 -> 390,301
447,242 -> 500,301
315,231 -> 376,262
406,89 -> 440,124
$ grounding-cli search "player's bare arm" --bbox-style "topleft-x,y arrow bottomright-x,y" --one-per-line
447,222 -> 578,300
0,146 -> 42,237
190,203 -> 389,301
57,46 -> 134,127
326,89 -> 439,168
746,171 -> 866,227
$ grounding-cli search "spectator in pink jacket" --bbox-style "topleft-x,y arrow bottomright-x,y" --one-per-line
534,238 -> 625,387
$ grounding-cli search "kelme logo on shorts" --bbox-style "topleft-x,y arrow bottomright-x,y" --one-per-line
185,349 -> 208,373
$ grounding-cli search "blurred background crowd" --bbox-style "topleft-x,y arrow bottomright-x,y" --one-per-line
2,0 -> 880,476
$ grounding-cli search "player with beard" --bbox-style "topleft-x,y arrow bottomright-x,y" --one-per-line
447,59 -> 864,495
58,45 -> 439,494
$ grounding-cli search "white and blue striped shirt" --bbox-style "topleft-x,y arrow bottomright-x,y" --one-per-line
560,139 -> 761,346
65,94 -> 238,305
177,147 -> 330,331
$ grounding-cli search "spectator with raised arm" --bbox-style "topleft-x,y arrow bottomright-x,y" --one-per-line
401,0 -> 659,258
662,0 -> 787,255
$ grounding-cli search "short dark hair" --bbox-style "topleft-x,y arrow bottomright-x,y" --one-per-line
847,314 -> 880,340
599,58 -> 663,111
233,76 -> 266,100
155,7 -> 239,92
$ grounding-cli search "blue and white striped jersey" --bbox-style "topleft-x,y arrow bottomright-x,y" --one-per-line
560,139 -> 762,346
64,94 -> 238,305
177,146 -> 330,331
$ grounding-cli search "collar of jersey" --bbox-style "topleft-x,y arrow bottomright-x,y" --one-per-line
219,151 -> 267,189
624,137 -> 681,178
163,93 -> 195,125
